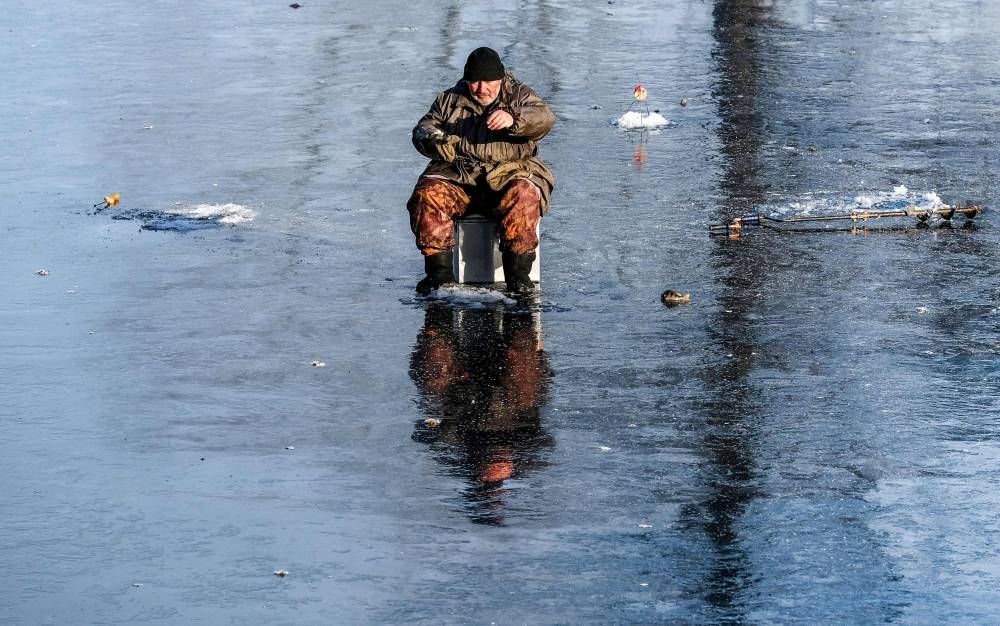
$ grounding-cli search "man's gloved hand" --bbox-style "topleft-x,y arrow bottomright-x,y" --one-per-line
414,125 -> 446,144
414,127 -> 461,162
435,134 -> 460,163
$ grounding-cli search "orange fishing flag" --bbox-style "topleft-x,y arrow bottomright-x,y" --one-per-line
94,193 -> 120,209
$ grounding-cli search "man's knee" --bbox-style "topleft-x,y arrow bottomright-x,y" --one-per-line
498,180 -> 542,254
500,179 -> 542,213
408,178 -> 470,254
407,178 -> 467,216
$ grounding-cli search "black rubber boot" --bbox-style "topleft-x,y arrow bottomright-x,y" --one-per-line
501,250 -> 536,296
416,251 -> 455,295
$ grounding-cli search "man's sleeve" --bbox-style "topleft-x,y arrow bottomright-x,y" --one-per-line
412,94 -> 450,159
507,85 -> 555,141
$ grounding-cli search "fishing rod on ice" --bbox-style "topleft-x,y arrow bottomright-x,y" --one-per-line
708,203 -> 982,238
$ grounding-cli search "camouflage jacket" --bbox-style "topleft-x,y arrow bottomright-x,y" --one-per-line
412,70 -> 556,213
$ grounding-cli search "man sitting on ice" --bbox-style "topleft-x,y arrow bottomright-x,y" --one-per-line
407,47 -> 556,295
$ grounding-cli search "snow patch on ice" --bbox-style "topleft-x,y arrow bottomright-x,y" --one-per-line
612,111 -> 670,130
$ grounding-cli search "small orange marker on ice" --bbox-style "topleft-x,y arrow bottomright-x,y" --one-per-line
633,85 -> 648,101
94,193 -> 120,210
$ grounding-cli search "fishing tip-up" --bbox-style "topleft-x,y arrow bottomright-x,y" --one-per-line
94,193 -> 120,211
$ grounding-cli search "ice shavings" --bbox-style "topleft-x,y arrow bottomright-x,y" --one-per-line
612,111 -> 670,130
111,202 -> 259,231
854,195 -> 876,209
166,203 -> 257,225
922,191 -> 944,208
783,197 -> 828,216
427,285 -> 517,306
848,185 -> 909,211
764,186 -> 951,219
846,186 -> 944,214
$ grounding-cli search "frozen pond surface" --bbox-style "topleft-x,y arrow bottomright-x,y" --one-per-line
3,1 -> 1000,623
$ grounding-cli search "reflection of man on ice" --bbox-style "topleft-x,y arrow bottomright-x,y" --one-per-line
407,47 -> 556,295
410,305 -> 553,525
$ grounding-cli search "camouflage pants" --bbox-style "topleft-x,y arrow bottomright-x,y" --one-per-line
407,177 -> 542,256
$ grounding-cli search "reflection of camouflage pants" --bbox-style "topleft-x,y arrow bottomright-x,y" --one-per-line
407,177 -> 542,256
410,307 -> 549,427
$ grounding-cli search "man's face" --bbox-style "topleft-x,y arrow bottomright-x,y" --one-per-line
468,80 -> 502,105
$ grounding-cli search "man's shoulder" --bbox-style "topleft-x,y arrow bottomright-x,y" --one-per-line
503,74 -> 543,103
434,83 -> 469,105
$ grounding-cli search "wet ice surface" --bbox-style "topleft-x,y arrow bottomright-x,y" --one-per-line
3,0 -> 1000,624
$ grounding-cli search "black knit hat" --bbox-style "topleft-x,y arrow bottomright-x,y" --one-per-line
463,47 -> 505,81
